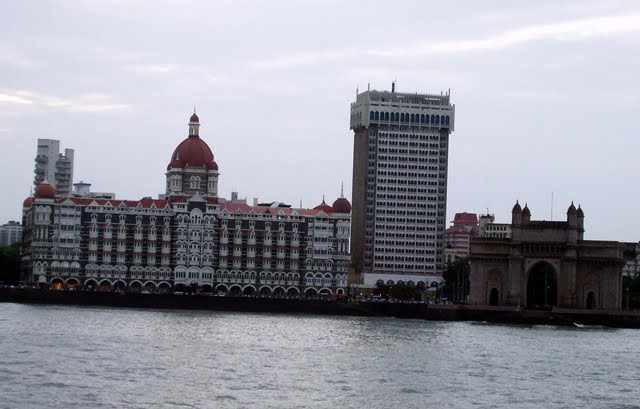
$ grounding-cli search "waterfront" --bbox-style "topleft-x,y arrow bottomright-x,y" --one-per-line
1,304 -> 639,408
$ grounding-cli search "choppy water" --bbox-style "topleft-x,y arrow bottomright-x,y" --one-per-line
1,304 -> 639,409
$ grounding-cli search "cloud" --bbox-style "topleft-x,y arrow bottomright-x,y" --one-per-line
374,14 -> 640,57
123,63 -> 177,73
0,89 -> 130,113
249,13 -> 640,68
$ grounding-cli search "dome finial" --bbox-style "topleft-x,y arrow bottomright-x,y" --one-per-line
340,181 -> 344,198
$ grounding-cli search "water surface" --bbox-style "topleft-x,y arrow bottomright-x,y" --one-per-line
1,303 -> 638,408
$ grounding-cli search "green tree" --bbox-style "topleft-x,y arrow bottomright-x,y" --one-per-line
389,283 -> 419,300
0,242 -> 21,284
443,258 -> 470,303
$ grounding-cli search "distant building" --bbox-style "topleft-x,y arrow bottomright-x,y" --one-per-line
469,201 -> 623,310
349,84 -> 455,288
622,242 -> 640,277
21,113 -> 351,297
34,139 -> 74,196
444,212 -> 479,263
478,213 -> 511,239
0,221 -> 22,246
72,181 -> 115,200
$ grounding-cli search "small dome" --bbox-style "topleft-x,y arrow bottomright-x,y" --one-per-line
210,161 -> 219,171
35,182 -> 56,199
313,199 -> 333,213
332,197 -> 351,214
577,205 -> 584,217
23,197 -> 34,208
512,200 -> 522,213
522,204 -> 531,216
190,112 -> 199,123
567,202 -> 577,214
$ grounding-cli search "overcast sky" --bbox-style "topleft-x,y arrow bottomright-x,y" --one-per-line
1,0 -> 639,241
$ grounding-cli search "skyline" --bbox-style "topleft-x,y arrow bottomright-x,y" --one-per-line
2,0 -> 640,241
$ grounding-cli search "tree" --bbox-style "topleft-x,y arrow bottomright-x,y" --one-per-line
389,283 -> 420,301
443,258 -> 470,303
0,242 -> 21,284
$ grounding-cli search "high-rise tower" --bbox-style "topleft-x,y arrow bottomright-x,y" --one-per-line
34,139 -> 74,196
349,85 -> 455,288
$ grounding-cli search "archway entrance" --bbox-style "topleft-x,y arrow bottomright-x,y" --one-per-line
489,288 -> 499,306
586,291 -> 596,309
526,262 -> 557,309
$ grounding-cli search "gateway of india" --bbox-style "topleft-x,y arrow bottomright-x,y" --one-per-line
469,201 -> 624,310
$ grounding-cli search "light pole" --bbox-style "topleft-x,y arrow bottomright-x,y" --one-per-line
626,287 -> 630,311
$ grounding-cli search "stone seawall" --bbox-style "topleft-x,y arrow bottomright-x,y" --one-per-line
2,288 -> 640,328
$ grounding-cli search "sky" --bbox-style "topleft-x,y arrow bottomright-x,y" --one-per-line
1,0 -> 639,241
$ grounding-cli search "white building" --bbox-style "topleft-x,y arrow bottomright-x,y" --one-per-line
349,84 -> 455,288
0,221 -> 22,246
34,139 -> 74,196
479,213 -> 512,239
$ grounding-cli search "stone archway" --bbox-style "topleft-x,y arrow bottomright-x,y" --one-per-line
489,288 -> 499,306
526,261 -> 557,309
586,291 -> 596,309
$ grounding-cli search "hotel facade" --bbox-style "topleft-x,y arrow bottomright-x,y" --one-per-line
349,86 -> 455,288
21,114 -> 351,297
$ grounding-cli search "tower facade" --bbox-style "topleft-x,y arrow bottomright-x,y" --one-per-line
34,139 -> 74,196
349,86 -> 455,287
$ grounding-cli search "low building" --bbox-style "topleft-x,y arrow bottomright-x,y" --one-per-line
0,221 -> 22,246
444,212 -> 479,263
469,201 -> 624,310
478,213 -> 511,239
21,113 -> 351,297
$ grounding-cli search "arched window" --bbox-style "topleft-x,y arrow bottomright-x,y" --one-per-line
420,114 -> 425,123
384,112 -> 389,121
410,113 -> 415,122
430,114 -> 435,123
369,111 -> 374,120
374,111 -> 379,120
400,113 -> 405,122
445,115 -> 450,125
440,115 -> 445,124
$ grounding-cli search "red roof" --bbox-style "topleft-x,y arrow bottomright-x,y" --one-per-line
332,197 -> 352,214
451,212 -> 478,226
190,113 -> 199,123
167,135 -> 216,171
23,197 -> 34,207
35,182 -> 56,199
313,200 -> 333,214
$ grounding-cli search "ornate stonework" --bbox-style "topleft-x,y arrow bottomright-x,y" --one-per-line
469,202 -> 623,310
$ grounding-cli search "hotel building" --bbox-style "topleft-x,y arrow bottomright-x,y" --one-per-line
349,85 -> 455,287
21,113 -> 351,297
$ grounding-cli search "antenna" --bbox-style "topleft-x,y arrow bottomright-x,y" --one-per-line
551,192 -> 554,221
367,82 -> 370,91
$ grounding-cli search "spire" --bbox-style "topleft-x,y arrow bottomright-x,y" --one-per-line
340,182 -> 344,198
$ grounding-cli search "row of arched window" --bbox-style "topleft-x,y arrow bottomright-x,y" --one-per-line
370,111 -> 450,126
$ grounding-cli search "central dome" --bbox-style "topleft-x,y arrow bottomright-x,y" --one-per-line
167,113 -> 218,171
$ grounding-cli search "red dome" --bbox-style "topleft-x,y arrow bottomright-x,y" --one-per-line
313,199 -> 333,213
23,197 -> 34,207
167,136 -> 217,170
35,182 -> 56,199
332,197 -> 352,213
190,113 -> 199,123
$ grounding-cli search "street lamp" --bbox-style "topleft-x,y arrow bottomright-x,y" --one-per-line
626,287 -> 630,311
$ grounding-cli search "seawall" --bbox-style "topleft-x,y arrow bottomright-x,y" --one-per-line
2,288 -> 640,328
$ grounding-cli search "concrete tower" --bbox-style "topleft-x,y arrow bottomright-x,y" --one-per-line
349,84 -> 455,288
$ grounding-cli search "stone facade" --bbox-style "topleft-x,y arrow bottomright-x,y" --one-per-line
469,202 -> 624,310
21,114 -> 351,297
